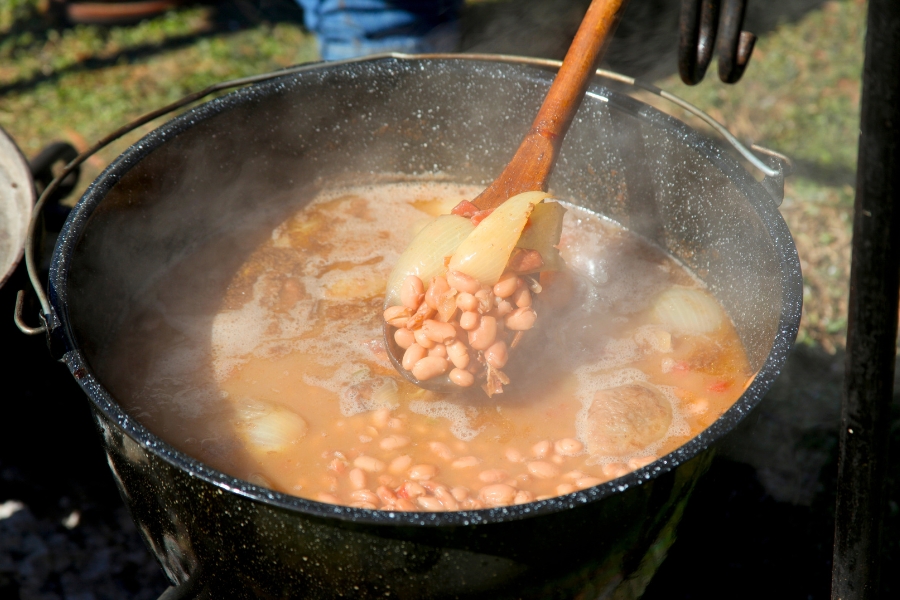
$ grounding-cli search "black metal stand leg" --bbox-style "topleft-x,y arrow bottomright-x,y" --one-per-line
833,0 -> 900,598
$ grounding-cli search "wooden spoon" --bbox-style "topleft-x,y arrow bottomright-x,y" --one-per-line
387,0 -> 628,392
472,0 -> 628,210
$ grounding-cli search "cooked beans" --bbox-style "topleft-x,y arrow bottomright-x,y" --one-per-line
478,469 -> 508,483
459,311 -> 480,331
371,408 -> 391,428
425,276 -> 451,310
412,496 -> 439,511
484,341 -> 508,369
400,481 -> 426,498
376,486 -> 397,503
505,307 -> 537,331
434,487 -> 459,510
532,440 -> 552,459
411,356 -> 450,381
505,448 -> 524,463
388,454 -> 412,474
451,487 -> 469,502
446,341 -> 470,369
495,300 -> 513,317
554,438 -> 584,457
350,489 -> 379,504
408,464 -> 437,480
348,468 -> 366,489
385,242 -> 547,392
422,320 -> 457,343
628,455 -> 657,470
413,328 -> 436,349
493,273 -> 520,298
400,275 -> 425,310
394,327 -> 416,349
511,285 -> 532,308
401,344 -> 427,371
556,483 -> 576,496
447,270 -> 481,295
479,484 -> 517,507
451,456 -> 480,469
456,292 -> 478,312
527,461 -> 560,479
468,316 -> 497,350
513,490 -> 534,505
354,456 -> 385,473
380,435 -> 410,450
428,344 -> 448,358
429,442 -> 455,461
383,305 -> 413,327
449,368 -> 475,387
576,477 -> 603,489
602,463 -> 630,479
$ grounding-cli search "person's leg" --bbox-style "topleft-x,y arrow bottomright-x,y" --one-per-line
296,0 -> 463,61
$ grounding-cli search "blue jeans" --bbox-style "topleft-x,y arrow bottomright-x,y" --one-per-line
295,0 -> 463,61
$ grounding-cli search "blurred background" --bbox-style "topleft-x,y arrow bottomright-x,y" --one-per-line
1,1 -> 893,599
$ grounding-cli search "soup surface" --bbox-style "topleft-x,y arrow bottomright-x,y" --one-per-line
103,181 -> 752,511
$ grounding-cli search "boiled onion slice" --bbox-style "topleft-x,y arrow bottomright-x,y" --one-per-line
384,214 -> 475,306
235,400 -> 309,453
650,287 -> 724,335
448,191 -> 551,286
515,199 -> 566,273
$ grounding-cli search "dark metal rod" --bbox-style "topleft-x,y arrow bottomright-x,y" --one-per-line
833,0 -> 900,598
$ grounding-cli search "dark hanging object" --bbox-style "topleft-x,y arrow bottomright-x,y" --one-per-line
678,0 -> 757,85
833,0 -> 900,598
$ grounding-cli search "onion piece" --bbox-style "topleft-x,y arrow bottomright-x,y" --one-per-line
448,191 -> 551,286
516,200 -> 566,273
650,287 -> 724,335
384,215 -> 475,306
235,401 -> 309,453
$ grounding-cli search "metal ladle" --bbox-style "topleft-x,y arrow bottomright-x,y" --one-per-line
385,0 -> 629,392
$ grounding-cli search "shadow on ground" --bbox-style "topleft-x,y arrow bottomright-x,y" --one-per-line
0,0 -> 306,97
645,342 -> 900,599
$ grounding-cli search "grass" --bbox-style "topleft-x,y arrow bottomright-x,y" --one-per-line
651,0 -> 866,351
0,1 -> 318,193
0,0 -> 866,353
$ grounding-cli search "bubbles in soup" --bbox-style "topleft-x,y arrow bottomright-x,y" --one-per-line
102,182 -> 752,511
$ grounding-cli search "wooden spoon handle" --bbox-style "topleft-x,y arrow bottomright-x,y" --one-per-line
472,0 -> 628,210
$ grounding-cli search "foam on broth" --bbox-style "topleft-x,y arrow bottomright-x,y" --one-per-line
101,181 -> 752,510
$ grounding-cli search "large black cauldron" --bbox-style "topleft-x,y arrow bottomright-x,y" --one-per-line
45,56 -> 800,599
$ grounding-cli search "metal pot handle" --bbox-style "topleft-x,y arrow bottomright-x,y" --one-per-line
14,54 -> 790,349
12,63 -> 329,348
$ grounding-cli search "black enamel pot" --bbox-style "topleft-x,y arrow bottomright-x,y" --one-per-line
41,55 -> 801,599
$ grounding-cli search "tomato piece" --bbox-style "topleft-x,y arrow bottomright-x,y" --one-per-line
470,209 -> 493,226
451,200 -> 479,218
707,379 -> 732,393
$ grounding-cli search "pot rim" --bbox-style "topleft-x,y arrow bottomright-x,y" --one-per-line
48,54 -> 802,527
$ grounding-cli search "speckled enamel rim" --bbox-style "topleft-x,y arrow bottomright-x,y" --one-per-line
49,55 -> 803,527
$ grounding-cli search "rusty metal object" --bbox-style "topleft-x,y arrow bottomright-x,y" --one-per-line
678,0 -> 755,85
678,0 -> 719,85
64,1 -> 182,25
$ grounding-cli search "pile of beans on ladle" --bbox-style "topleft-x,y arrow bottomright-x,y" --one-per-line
383,270 -> 538,393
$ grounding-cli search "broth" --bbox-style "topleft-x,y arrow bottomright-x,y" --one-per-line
101,181 -> 752,511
